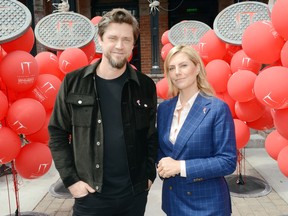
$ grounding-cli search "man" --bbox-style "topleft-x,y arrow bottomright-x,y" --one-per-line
48,8 -> 158,216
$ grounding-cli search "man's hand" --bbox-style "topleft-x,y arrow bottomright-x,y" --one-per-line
68,181 -> 96,198
157,157 -> 181,178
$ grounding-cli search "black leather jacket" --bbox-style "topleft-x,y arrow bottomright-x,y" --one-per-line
48,61 -> 158,195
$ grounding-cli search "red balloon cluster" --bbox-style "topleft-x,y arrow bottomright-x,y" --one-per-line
0,22 -> 98,179
156,0 -> 288,177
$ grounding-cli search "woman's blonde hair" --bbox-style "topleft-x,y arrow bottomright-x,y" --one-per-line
164,45 -> 214,97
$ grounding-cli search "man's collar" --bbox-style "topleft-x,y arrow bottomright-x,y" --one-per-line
83,60 -> 140,86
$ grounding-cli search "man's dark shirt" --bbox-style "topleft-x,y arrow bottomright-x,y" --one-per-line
96,71 -> 132,197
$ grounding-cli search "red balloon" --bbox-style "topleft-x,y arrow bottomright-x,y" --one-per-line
91,16 -> 102,25
0,126 -> 21,164
246,107 -> 274,130
1,27 -> 35,53
58,47 -> 89,74
254,66 -> 288,109
227,70 -> 257,102
198,30 -> 227,63
0,51 -> 39,92
235,98 -> 265,122
205,59 -> 231,93
6,98 -> 46,135
161,30 -> 170,45
26,111 -> 51,144
265,130 -> 288,161
274,108 -> 288,140
277,146 -> 288,177
35,51 -> 63,79
161,43 -> 174,61
234,119 -> 250,150
223,44 -> 242,64
0,90 -> 8,120
81,40 -> 96,63
242,21 -> 285,64
271,0 -> 288,40
230,49 -> 261,74
15,142 -> 52,179
280,40 -> 288,68
216,91 -> 236,118
156,77 -> 169,100
25,74 -> 62,110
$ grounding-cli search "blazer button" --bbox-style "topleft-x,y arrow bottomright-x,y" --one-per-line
169,186 -> 173,190
187,192 -> 192,195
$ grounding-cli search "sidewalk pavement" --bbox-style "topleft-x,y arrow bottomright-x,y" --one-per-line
1,148 -> 288,216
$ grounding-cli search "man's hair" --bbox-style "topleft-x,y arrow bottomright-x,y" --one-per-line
98,8 -> 140,45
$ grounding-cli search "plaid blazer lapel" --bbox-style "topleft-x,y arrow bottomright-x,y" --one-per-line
160,97 -> 178,156
172,95 -> 211,159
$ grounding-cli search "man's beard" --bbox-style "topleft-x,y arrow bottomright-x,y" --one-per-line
106,53 -> 127,69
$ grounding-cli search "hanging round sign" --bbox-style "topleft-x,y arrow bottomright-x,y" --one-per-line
168,20 -> 212,46
93,24 -> 102,53
213,1 -> 271,45
34,12 -> 95,51
0,0 -> 32,43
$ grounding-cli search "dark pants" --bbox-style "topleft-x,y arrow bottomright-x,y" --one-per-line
73,191 -> 148,216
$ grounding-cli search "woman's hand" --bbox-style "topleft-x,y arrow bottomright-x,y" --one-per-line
157,157 -> 181,178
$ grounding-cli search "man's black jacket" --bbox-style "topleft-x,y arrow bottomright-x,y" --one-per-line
48,61 -> 158,195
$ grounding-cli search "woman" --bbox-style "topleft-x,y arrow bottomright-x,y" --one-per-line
157,45 -> 237,216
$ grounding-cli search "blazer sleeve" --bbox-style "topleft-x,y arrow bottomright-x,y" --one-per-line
185,101 -> 237,182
